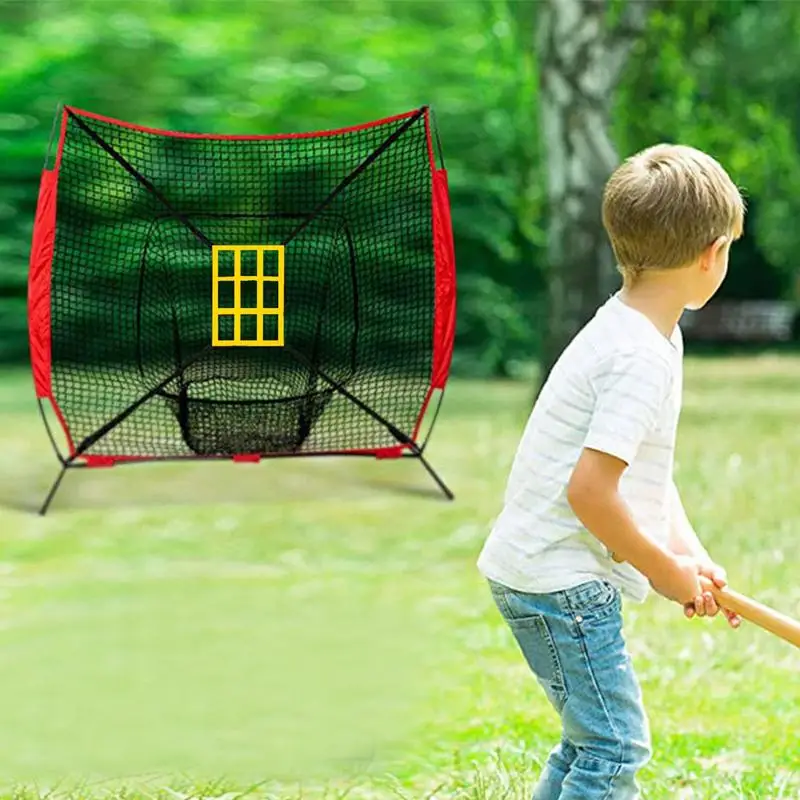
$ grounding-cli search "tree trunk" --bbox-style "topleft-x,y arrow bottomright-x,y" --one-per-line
537,0 -> 651,386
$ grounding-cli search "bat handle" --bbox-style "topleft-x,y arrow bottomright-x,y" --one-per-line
700,577 -> 800,649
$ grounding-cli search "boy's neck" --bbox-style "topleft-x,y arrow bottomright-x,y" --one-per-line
618,273 -> 689,339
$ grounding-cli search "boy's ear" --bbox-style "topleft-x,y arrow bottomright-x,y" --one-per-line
701,235 -> 729,271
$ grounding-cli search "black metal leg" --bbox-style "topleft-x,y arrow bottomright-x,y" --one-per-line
39,463 -> 68,516
418,453 -> 454,500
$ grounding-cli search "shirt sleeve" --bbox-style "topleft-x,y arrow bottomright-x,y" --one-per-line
584,350 -> 673,465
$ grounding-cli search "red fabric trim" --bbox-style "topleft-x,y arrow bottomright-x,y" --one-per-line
431,168 -> 456,390
373,446 -> 406,460
83,455 -> 115,467
29,137 -> 77,457
233,454 -> 261,463
77,455 -> 152,464
27,169 -> 57,399
64,106 -> 420,141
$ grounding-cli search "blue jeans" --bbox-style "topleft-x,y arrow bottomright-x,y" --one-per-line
489,578 -> 651,800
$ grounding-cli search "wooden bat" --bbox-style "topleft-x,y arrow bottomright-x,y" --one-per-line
701,578 -> 800,650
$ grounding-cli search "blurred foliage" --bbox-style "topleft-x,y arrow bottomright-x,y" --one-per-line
0,0 -> 799,373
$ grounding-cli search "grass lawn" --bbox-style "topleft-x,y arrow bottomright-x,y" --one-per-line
0,354 -> 798,799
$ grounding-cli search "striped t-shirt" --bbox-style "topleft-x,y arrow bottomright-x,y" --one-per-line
477,293 -> 683,602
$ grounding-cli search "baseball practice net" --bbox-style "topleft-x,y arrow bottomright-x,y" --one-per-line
28,105 -> 456,513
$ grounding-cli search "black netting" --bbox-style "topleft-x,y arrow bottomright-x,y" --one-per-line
49,108 -> 436,458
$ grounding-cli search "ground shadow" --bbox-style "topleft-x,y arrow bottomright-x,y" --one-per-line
0,456 -> 448,515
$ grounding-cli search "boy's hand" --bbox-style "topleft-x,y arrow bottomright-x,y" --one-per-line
683,559 -> 742,629
649,554 -> 703,605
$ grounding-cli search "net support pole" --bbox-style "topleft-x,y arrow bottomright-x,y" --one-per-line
416,453 -> 454,500
39,462 -> 68,516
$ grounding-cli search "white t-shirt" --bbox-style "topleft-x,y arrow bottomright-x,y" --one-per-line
477,293 -> 683,602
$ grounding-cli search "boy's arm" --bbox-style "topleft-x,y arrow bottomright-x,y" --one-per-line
569,350 -> 702,606
567,448 -> 701,604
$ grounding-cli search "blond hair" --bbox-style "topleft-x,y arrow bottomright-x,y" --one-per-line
602,144 -> 745,279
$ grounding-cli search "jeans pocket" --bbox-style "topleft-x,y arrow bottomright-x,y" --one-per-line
564,579 -> 619,617
507,612 -> 563,678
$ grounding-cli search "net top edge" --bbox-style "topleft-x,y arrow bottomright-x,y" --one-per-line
63,105 -> 430,142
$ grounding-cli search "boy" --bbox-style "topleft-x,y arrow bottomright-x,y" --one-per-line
477,144 -> 745,800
